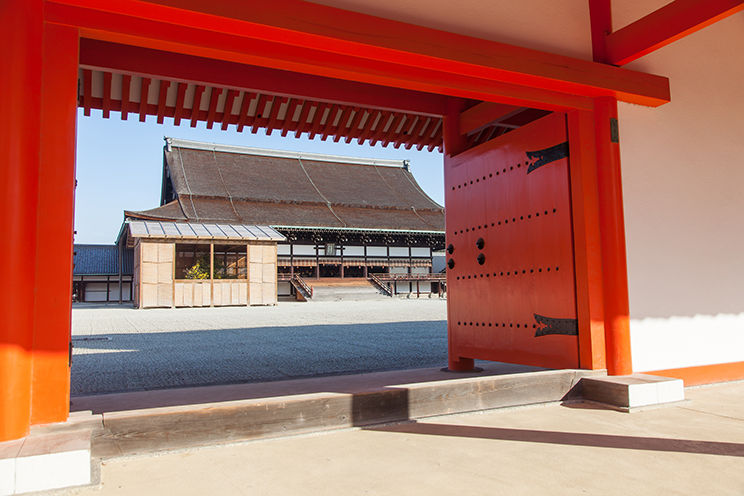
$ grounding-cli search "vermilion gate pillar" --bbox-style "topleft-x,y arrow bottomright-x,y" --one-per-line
0,0 -> 78,441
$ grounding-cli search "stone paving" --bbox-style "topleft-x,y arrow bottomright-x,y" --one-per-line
71,299 -> 450,396
65,381 -> 744,495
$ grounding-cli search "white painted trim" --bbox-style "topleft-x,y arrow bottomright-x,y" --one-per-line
5,449 -> 90,495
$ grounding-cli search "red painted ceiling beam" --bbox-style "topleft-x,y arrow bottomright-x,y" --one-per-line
280,98 -> 301,137
265,96 -> 287,135
459,102 -> 523,136
78,39 -> 450,117
172,82 -> 186,125
82,69 -> 92,116
156,79 -> 170,124
47,0 -> 669,108
120,74 -> 131,120
333,106 -> 354,143
101,71 -> 112,118
343,107 -> 365,144
205,87 -> 221,129
220,89 -> 237,130
138,77 -> 151,122
190,85 -> 205,127
605,0 -> 744,66
294,102 -> 314,138
251,94 -> 269,134
236,92 -> 255,132
355,110 -> 382,146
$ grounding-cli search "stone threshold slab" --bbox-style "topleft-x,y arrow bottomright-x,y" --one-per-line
80,365 -> 602,458
581,374 -> 685,411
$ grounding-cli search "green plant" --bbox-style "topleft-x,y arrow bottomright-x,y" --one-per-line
184,260 -> 210,279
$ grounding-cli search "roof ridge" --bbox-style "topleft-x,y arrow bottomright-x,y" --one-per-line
165,137 -> 406,168
176,194 -> 444,212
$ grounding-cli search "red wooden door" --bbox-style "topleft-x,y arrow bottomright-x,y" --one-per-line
444,112 -> 579,369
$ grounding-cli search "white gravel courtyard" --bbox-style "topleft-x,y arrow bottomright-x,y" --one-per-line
71,299 -> 449,396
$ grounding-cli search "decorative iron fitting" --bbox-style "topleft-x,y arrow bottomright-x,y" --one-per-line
526,141 -> 569,174
533,313 -> 578,337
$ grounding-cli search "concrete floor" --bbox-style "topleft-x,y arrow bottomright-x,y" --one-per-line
71,300 -> 450,395
61,381 -> 744,495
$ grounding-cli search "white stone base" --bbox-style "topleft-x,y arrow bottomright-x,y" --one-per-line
582,374 -> 685,410
0,430 -> 91,495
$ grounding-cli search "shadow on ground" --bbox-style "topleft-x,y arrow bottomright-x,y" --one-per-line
367,422 -> 744,457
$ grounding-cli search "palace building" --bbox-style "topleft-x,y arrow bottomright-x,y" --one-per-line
116,138 -> 446,305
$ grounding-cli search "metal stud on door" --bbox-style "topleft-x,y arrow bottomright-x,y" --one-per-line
445,112 -> 579,369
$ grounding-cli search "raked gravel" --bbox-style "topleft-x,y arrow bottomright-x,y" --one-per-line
71,299 -> 450,396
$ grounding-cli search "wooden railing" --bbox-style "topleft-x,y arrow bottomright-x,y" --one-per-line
279,273 -> 314,300
291,275 -> 313,300
368,273 -> 393,297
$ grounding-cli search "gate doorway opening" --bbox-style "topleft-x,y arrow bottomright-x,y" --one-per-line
1,0 -> 671,441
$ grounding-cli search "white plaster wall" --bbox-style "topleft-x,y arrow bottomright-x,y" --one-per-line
292,244 -> 317,256
410,247 -> 430,257
366,246 -> 387,256
311,0 -> 593,59
342,245 -> 365,256
615,6 -> 744,370
309,0 -> 743,370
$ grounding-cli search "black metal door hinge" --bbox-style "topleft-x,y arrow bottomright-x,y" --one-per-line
610,118 -> 619,143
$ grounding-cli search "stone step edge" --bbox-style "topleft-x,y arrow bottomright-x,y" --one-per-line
93,369 -> 602,458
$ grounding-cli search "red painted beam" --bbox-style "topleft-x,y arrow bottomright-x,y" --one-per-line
78,39 -> 450,117
280,98 -> 301,137
427,125 -> 443,152
172,82 -> 187,126
605,0 -> 744,66
459,102 -> 523,136
343,107 -> 364,144
48,1 -> 669,108
588,0 -> 613,63
403,116 -> 428,150
205,86 -> 222,129
392,116 -> 416,149
220,89 -> 237,130
120,74 -> 131,120
156,79 -> 170,124
82,69 -> 92,116
190,84 -> 205,127
138,77 -> 150,122
412,118 -> 434,150
352,110 -> 378,146
101,71 -> 112,118
307,103 -> 328,140
369,112 -> 393,147
265,95 -> 286,135
333,106 -> 353,143
319,104 -> 339,141
292,101 -> 312,138
380,113 -> 406,148
236,91 -> 255,132
251,93 -> 268,134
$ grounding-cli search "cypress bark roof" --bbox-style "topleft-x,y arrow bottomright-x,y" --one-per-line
126,139 -> 444,232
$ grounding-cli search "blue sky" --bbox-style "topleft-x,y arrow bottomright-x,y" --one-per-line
74,109 -> 445,244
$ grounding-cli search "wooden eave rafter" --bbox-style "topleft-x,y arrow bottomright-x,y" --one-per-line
77,67 -> 448,150
46,0 -> 669,109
